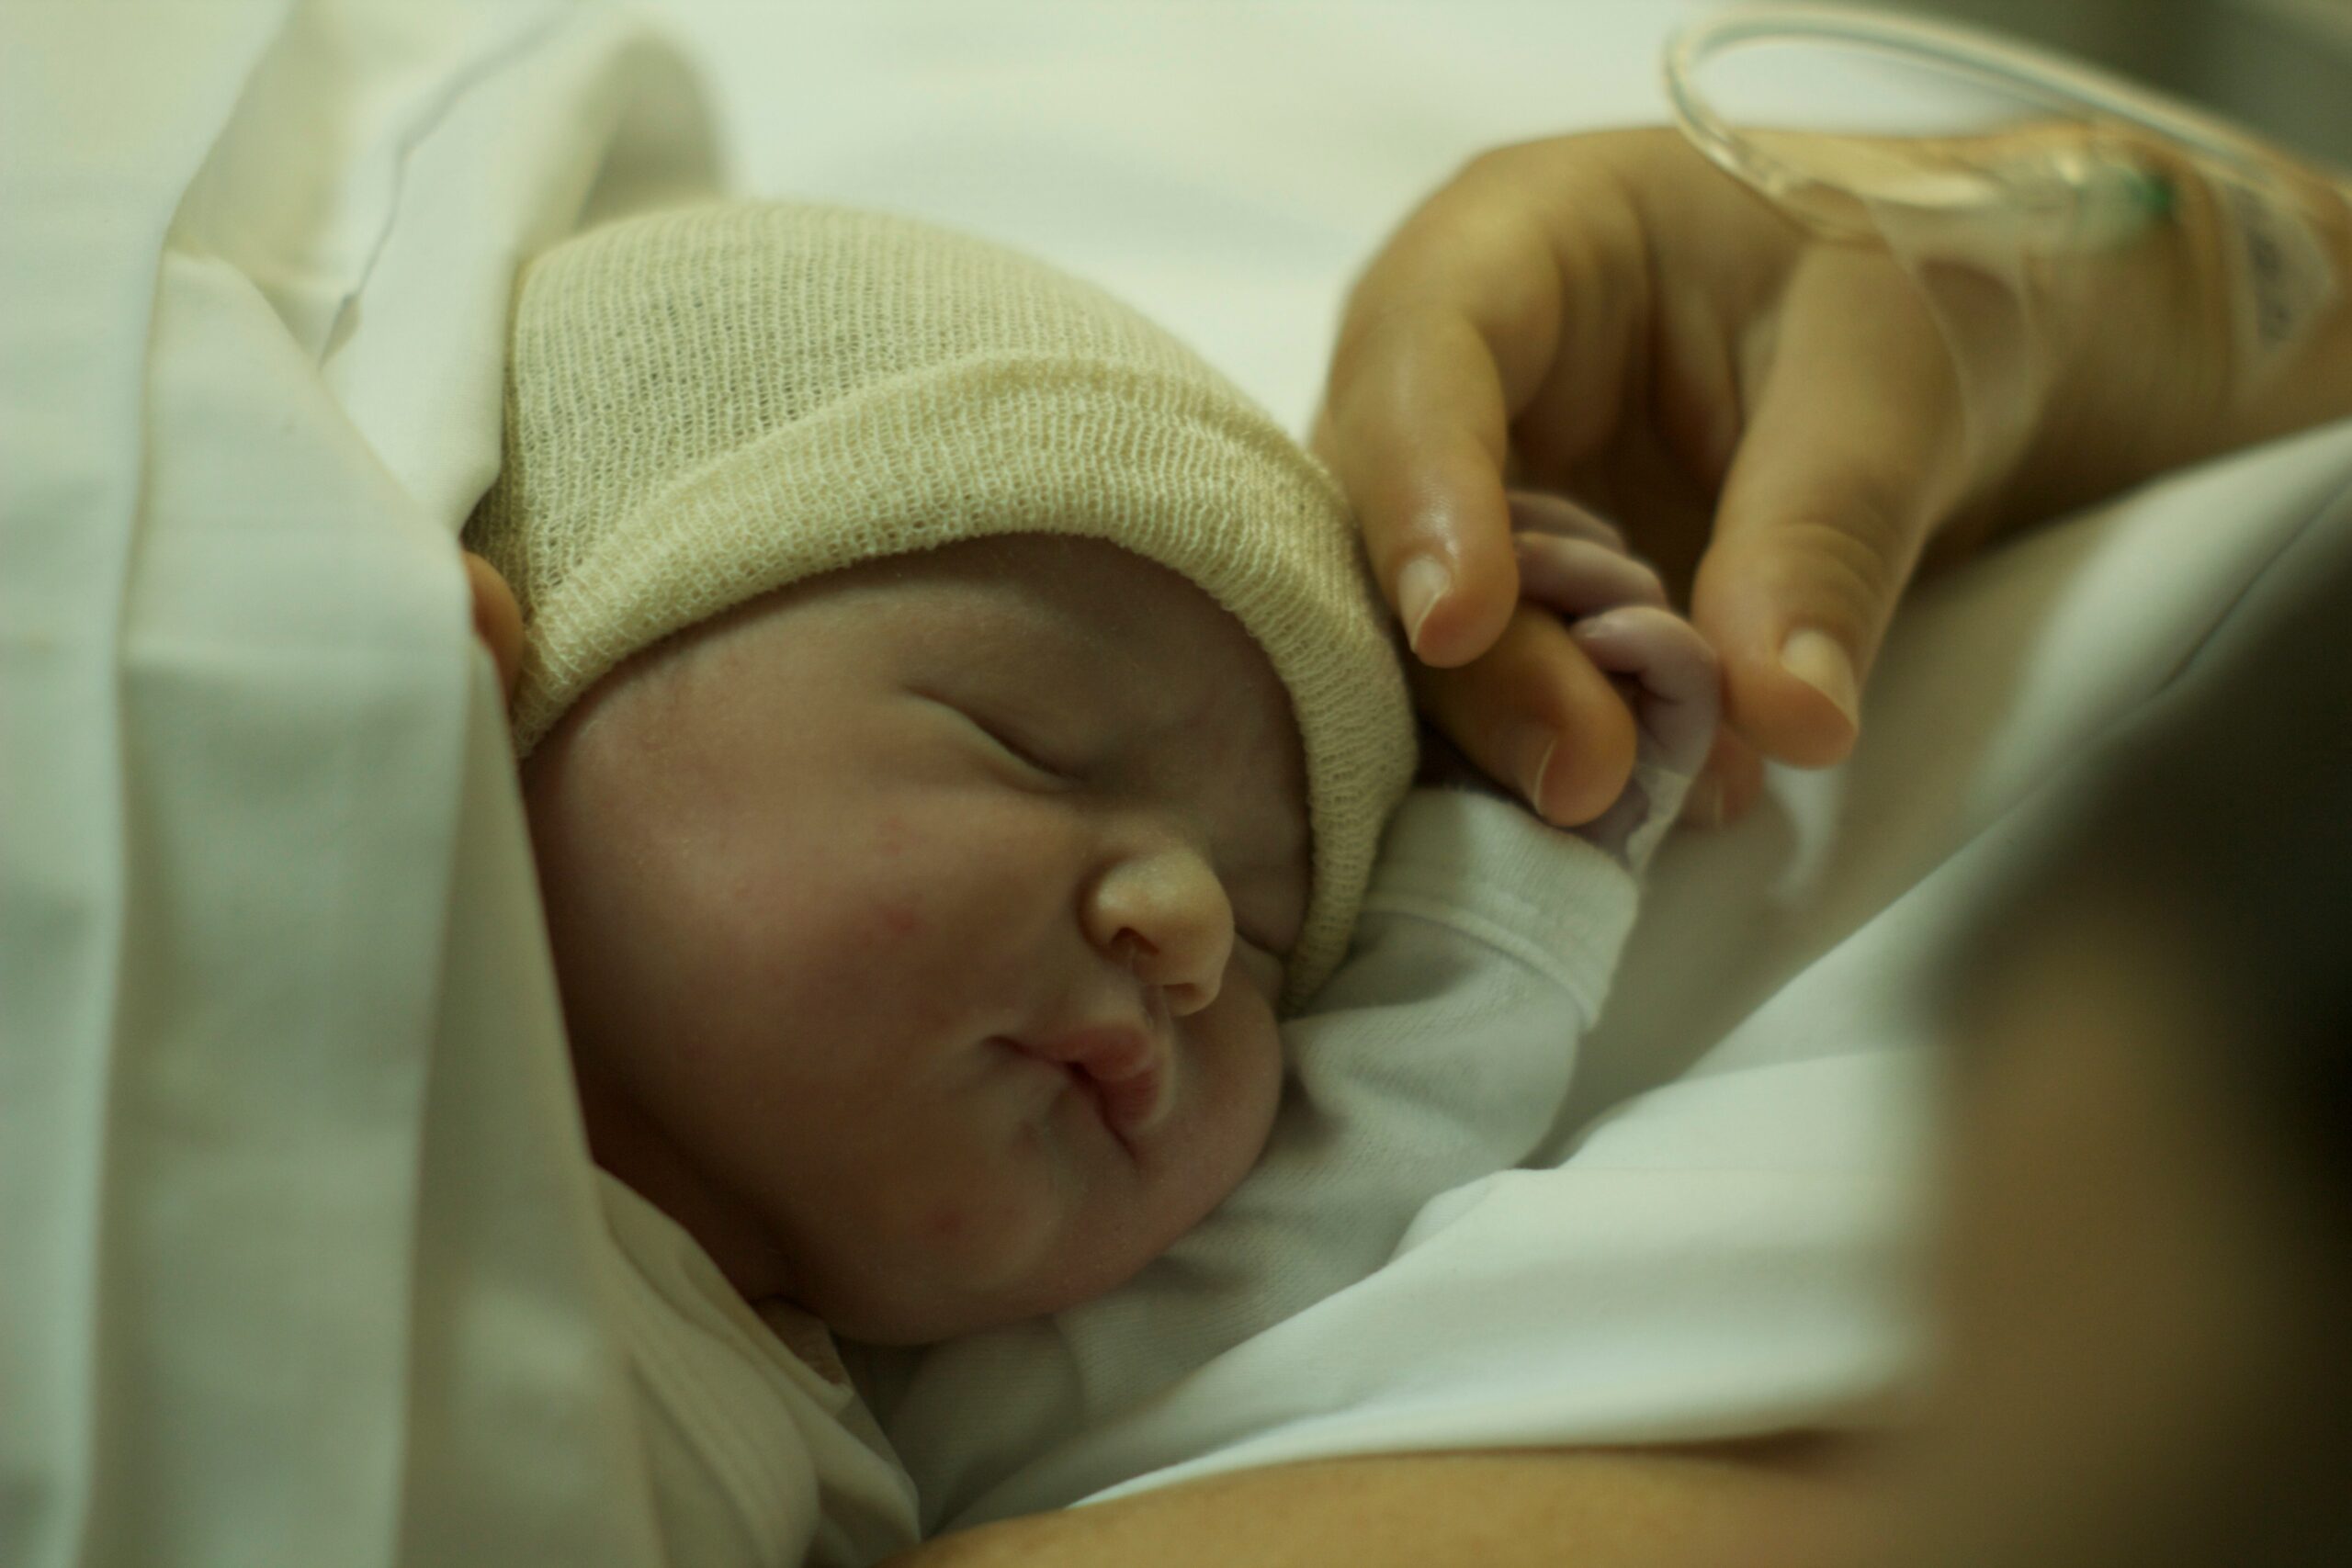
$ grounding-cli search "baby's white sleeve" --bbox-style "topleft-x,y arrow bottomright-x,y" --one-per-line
867,785 -> 1640,1527
1147,785 -> 1642,1358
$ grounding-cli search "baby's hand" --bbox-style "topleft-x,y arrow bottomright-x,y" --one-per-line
1510,491 -> 1720,872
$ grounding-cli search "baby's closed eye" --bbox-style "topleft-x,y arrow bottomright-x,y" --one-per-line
964,708 -> 1073,781
914,689 -> 1083,785
910,684 -> 1303,975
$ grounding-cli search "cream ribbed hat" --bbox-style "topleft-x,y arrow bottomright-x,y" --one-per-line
466,200 -> 1416,1007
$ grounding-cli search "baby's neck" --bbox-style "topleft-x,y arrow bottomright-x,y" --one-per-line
573,1053 -> 795,1303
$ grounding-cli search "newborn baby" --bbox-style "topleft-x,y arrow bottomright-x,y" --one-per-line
527,532 -> 1326,1344
465,200 -> 1712,1565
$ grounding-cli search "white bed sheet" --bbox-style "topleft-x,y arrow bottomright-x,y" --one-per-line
7,1 -> 2352,1561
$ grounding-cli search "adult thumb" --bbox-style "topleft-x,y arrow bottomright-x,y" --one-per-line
1690,257 -> 1969,769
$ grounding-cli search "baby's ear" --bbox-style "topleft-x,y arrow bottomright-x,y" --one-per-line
462,549 -> 524,713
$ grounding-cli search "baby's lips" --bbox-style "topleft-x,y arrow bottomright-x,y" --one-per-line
1088,1068 -> 1168,1147
1023,1025 -> 1159,1082
1011,1024 -> 1170,1148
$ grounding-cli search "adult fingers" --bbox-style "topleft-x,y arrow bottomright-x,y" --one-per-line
1692,247 -> 1969,769
1411,601 -> 1638,826
1318,142 -> 1648,670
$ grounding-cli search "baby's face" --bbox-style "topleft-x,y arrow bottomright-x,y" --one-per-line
521,535 -> 1309,1345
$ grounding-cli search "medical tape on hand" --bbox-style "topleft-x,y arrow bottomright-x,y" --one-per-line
2202,164 -> 2342,400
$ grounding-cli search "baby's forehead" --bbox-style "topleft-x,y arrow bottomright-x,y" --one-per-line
631,534 -> 1309,841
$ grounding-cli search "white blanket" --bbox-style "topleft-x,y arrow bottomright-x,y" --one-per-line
3,4 -> 718,1562
6,1 -> 2351,1562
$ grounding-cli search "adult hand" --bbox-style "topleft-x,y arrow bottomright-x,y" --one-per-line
1315,124 -> 2327,826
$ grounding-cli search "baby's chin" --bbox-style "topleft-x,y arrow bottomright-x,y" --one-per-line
781,1072 -> 1270,1344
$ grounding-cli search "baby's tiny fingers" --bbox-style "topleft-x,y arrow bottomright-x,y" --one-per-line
1507,489 -> 1627,552
1568,606 -> 1720,774
1568,605 -> 1717,705
1513,533 -> 1669,618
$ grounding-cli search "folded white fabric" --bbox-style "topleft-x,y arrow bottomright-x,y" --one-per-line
598,1174 -> 919,1565
3,4 -> 719,1564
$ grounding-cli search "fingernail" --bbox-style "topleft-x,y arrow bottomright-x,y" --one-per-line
1566,607 -> 1634,646
1502,722 -> 1557,818
1781,628 -> 1860,731
1397,555 -> 1451,657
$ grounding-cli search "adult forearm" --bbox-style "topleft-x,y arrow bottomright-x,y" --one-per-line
880,1440 -> 1881,1568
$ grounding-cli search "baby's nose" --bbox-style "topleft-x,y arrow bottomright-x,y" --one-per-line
1087,846 -> 1233,1015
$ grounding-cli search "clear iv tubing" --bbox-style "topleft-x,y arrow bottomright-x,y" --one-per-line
1662,3 -> 2310,251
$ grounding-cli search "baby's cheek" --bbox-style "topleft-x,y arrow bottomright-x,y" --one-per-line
854,795 -> 1066,954
887,1143 -> 1071,1305
866,897 -> 928,943
1173,1002 -> 1286,1197
799,806 -> 960,965
911,1183 -> 1027,1259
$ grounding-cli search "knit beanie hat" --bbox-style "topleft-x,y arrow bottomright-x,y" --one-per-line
466,200 -> 1417,1008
